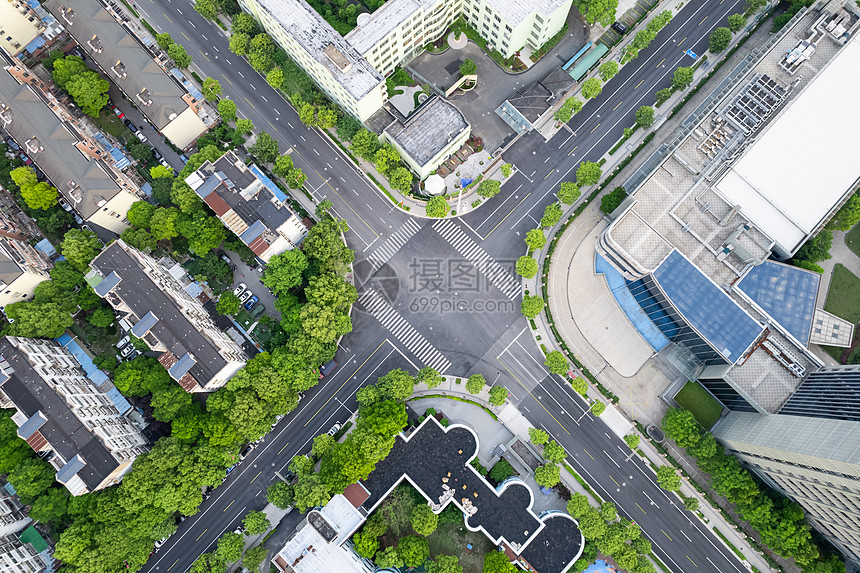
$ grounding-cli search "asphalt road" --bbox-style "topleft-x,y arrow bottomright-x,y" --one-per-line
132,0 -> 754,572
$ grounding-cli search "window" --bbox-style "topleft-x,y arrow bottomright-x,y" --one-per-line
535,13 -> 544,23
494,15 -> 501,23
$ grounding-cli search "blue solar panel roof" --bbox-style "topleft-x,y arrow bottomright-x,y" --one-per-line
249,164 -> 288,202
653,251 -> 764,363
738,261 -> 819,344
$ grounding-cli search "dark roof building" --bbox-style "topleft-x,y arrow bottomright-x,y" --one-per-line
88,240 -> 246,392
0,337 -> 148,496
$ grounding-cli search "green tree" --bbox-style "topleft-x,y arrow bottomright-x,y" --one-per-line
599,501 -> 618,522
128,201 -> 155,229
459,58 -> 477,76
267,481 -> 294,509
61,228 -> 101,271
150,165 -> 173,179
168,43 -> 192,68
375,546 -> 403,568
515,255 -> 538,278
525,229 -> 546,251
65,70 -> 110,118
465,374 -> 486,395
624,433 -> 640,450
428,555 -> 463,573
215,532 -> 244,563
8,457 -> 54,503
501,163 -> 512,178
794,230 -> 833,264
232,12 -> 259,35
683,495 -> 700,512
544,351 -> 568,375
488,458 -> 515,483
477,179 -> 501,199
398,535 -> 429,567
266,67 -> 285,90
529,427 -> 549,445
242,510 -> 271,535
488,386 -> 507,406
590,401 -> 606,416
217,99 -> 238,122
372,144 -> 400,175
600,186 -> 627,214
655,88 -> 673,106
425,196 -> 449,218
273,154 -> 295,178
635,105 -> 655,128
543,441 -> 566,464
728,13 -> 747,32
577,0 -> 620,26
376,368 -> 416,402
541,203 -> 563,228
201,77 -> 222,101
4,300 -> 74,338
241,546 -> 268,573
317,107 -> 338,130
311,434 -> 336,459
337,115 -> 362,141
353,530 -> 379,558
51,56 -> 88,89
578,508 -> 607,540
156,33 -> 174,51
249,132 -> 279,164
744,0 -> 766,16
826,192 -> 860,230
483,550 -> 516,573
262,249 -> 308,295
673,67 -> 694,90
656,466 -> 681,491
558,181 -> 581,205
229,33 -> 250,56
176,214 -> 226,256
21,181 -> 59,211
389,167 -> 413,193
411,503 -> 438,536
567,493 -> 591,518
576,161 -> 603,186
581,77 -> 603,100
534,463 -> 561,487
571,377 -> 588,396
599,60 -> 619,81
662,408 -> 701,448
88,306 -> 115,328
521,294 -> 545,319
416,366 -> 444,389
216,292 -> 241,315
150,207 -> 181,241
709,27 -> 732,53
29,487 -> 69,525
350,129 -> 380,160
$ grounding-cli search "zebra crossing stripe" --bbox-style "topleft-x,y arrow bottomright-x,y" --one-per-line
358,288 -> 451,372
367,219 -> 421,270
431,219 -> 522,301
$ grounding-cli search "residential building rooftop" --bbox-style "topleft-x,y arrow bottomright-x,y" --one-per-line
88,241 -> 246,392
484,0 -> 571,26
249,0 -> 383,101
345,0 -> 430,55
43,0 -> 210,148
384,96 -> 469,168
184,151 -> 308,262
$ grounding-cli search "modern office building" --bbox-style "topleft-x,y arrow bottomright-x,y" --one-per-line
184,151 -> 308,263
88,240 -> 247,392
0,60 -> 141,234
0,234 -> 53,311
44,0 -> 213,150
0,337 -> 149,496
237,0 -> 572,122
593,6 -> 860,566
382,95 -> 470,179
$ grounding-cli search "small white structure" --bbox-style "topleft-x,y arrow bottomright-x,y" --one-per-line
425,174 -> 447,196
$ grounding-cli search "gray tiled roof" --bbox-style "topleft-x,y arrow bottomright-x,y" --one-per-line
384,96 -> 468,167
55,455 -> 86,483
93,271 -> 122,297
130,310 -> 159,338
16,411 -> 47,439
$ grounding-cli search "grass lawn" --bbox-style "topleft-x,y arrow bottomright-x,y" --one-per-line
234,309 -> 255,331
250,320 -> 271,348
673,381 -> 723,430
846,224 -> 860,259
93,110 -> 129,139
427,520 -> 494,573
823,264 -> 860,362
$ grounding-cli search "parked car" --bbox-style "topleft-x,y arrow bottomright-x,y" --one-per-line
58,197 -> 72,212
111,105 -> 125,119
81,224 -> 93,233
123,118 -> 136,130
126,350 -> 141,361
219,253 -> 235,269
116,335 -> 130,349
326,423 -> 342,437
178,154 -> 189,164
134,130 -> 148,143
320,359 -> 338,378
244,295 -> 258,310
158,158 -> 171,169
121,344 -> 135,357
73,214 -> 84,225
233,282 -> 246,297
152,149 -> 162,160
611,21 -> 627,34
239,290 -> 253,304
239,443 -> 255,460
154,537 -> 168,552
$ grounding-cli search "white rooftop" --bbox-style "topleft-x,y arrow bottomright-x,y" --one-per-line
714,38 -> 860,254
252,0 -> 383,100
485,0 -> 571,26
346,0 -> 426,55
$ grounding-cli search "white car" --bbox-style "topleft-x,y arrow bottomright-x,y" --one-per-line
239,290 -> 253,304
134,130 -> 148,143
327,423 -> 342,437
116,335 -> 130,349
233,283 -> 247,297
121,344 -> 135,357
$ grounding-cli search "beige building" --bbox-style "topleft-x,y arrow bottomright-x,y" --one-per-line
44,0 -> 212,150
460,0 -> 573,59
89,241 -> 247,393
0,337 -> 150,496
382,95 -> 469,180
0,63 -> 141,234
0,0 -> 44,57
0,236 -> 52,311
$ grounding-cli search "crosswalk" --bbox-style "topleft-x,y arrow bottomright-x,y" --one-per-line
358,288 -> 451,372
431,219 -> 522,301
366,219 -> 422,270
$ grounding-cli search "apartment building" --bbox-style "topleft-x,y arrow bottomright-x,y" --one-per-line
0,337 -> 149,496
0,488 -> 29,538
184,151 -> 308,262
0,526 -> 52,573
238,0 -> 572,122
0,0 -> 63,59
0,61 -> 140,234
44,0 -> 212,150
88,240 -> 247,392
0,235 -> 52,310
